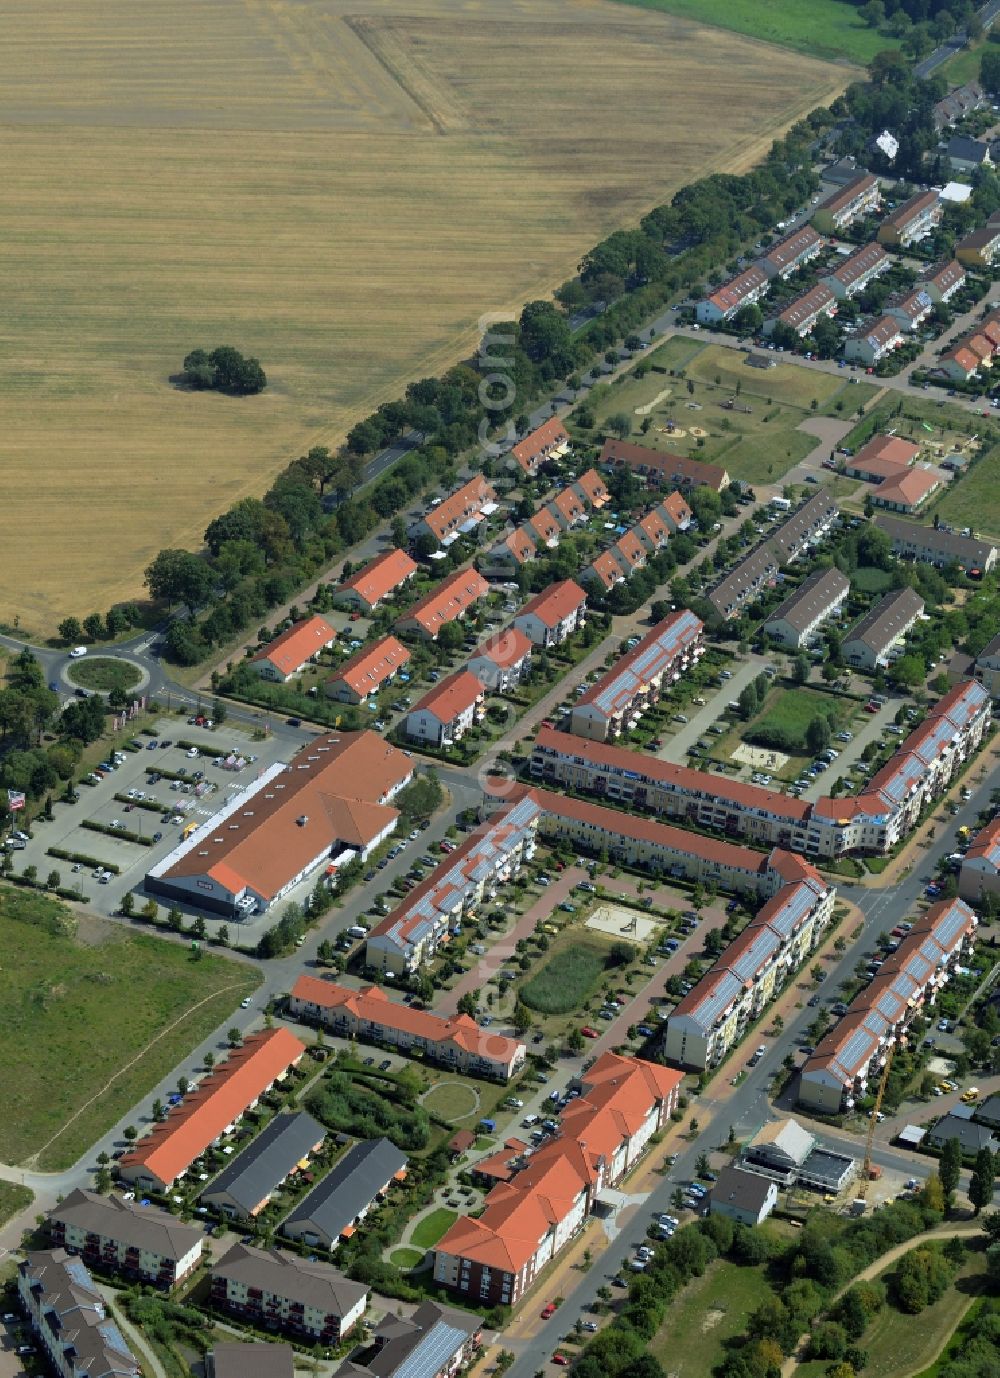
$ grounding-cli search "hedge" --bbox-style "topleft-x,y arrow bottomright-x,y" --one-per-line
80,820 -> 153,846
46,846 -> 121,874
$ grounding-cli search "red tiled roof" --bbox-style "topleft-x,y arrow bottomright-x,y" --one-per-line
337,550 -> 417,608
510,418 -> 569,473
120,1030 -> 305,1188
398,568 -> 489,637
874,468 -> 939,509
502,528 -> 537,564
527,510 -> 561,546
327,635 -> 410,698
615,529 -> 647,568
851,434 -> 920,472
250,616 -> 337,677
574,468 -> 609,506
660,490 -> 692,526
411,670 -> 484,722
599,439 -> 727,489
471,626 -> 533,669
422,477 -> 497,542
586,550 -> 624,589
516,579 -> 586,628
551,489 -> 585,524
636,509 -> 670,547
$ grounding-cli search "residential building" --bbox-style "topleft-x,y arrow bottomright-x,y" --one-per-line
410,478 -> 498,547
947,134 -> 991,173
325,635 -> 411,705
843,587 -> 925,669
290,976 -> 527,1082
812,172 -> 881,233
743,1120 -> 855,1192
659,489 -> 694,532
432,1053 -> 682,1306
513,579 -> 587,647
395,569 -> 490,640
483,526 -> 538,576
708,546 -> 778,620
548,486 -> 587,531
571,468 -> 610,508
959,815 -> 1000,902
663,877 -> 834,1069
282,1139 -> 408,1250
609,528 -> 648,577
877,189 -> 942,247
874,514 -> 998,572
48,1191 -> 202,1289
599,438 -> 730,491
843,434 -> 919,483
843,315 -> 904,367
526,507 -> 562,550
940,344 -> 982,381
208,1343 -> 294,1378
762,567 -> 850,649
975,630 -> 1000,697
467,627 -> 533,693
200,1112 -> 326,1220
926,1115 -> 999,1155
250,616 -> 337,683
709,1167 -> 778,1225
919,259 -> 966,304
583,549 -> 627,592
709,493 -> 838,618
118,1030 -> 306,1193
405,671 -> 486,748
885,285 -> 934,332
822,243 -> 891,301
934,82 -> 985,129
333,550 -> 418,615
335,1301 -> 482,1378
18,1250 -> 140,1378
696,265 -> 769,324
956,224 -> 1000,267
145,733 -> 413,917
210,1243 -> 367,1342
569,610 -> 704,741
765,283 -> 837,338
633,505 -> 672,554
509,418 -> 570,476
871,466 -> 941,512
365,794 -> 540,973
760,225 -> 824,279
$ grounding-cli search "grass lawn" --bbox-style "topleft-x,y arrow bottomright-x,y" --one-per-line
851,566 -> 895,594
66,656 -> 143,693
842,392 -> 999,471
411,1208 -> 458,1251
746,686 -> 851,751
649,1258 -> 778,1378
420,1079 -> 481,1123
646,336 -> 707,372
0,1182 -> 33,1228
930,449 -> 1000,542
936,38 -> 987,88
610,0 -> 887,63
914,1294 -> 992,1378
863,1250 -> 987,1378
585,340 -> 872,485
1,886 -> 260,1168
391,1247 -> 425,1270
520,934 -> 611,1015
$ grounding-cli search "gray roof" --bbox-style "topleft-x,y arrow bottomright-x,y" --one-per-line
844,586 -> 924,655
201,1112 -> 325,1215
19,1250 -> 138,1378
947,135 -> 990,163
874,514 -> 997,568
710,495 -> 837,615
365,1302 -> 481,1378
977,630 -> 1000,663
210,1343 -> 294,1378
711,1166 -> 774,1214
50,1189 -> 202,1262
974,1095 -> 1000,1127
927,1114 -> 999,1154
282,1138 -> 408,1243
212,1243 -> 368,1316
764,566 -> 849,635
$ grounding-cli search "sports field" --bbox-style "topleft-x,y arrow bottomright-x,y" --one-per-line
0,0 -> 849,634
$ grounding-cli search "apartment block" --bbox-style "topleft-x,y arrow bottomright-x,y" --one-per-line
975,630 -> 1000,698
762,567 -> 850,648
959,815 -> 1000,903
405,671 -> 485,748
336,1302 -> 483,1378
18,1250 -> 140,1378
877,189 -> 942,247
812,172 -> 881,233
513,579 -> 587,647
842,315 -> 904,366
696,266 -> 769,324
760,225 -> 824,279
765,284 -> 837,338
467,627 -> 533,693
210,1244 -> 367,1343
48,1191 -> 202,1289
822,243 -> 891,301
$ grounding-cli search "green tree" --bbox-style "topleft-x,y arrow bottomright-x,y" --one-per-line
57,616 -> 82,644
969,1147 -> 996,1215
122,1124 -> 137,1141
983,48 -> 1000,96
792,653 -> 810,685
607,412 -> 632,439
46,869 -> 60,891
806,715 -> 831,755
940,1136 -> 963,1202
227,1026 -> 243,1047
144,548 -> 215,615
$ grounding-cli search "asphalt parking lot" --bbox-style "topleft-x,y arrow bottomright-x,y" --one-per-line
10,718 -> 294,918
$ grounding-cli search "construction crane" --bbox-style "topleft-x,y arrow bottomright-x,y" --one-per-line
858,1041 -> 896,1199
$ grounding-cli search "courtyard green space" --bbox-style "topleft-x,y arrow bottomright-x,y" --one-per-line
410,1207 -> 458,1251
391,1247 -> 425,1270
0,886 -> 259,1169
851,566 -> 896,595
420,1079 -> 481,1122
745,686 -> 853,752
611,0 -> 888,62
583,339 -> 876,485
519,933 -> 613,1015
66,656 -> 142,693
648,1255 -> 781,1378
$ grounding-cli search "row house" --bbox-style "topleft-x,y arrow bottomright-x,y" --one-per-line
483,526 -> 539,576
760,224 -> 825,279
432,1053 -> 682,1306
325,635 -> 411,706
946,134 -> 992,173
410,477 -> 498,547
210,1243 -> 367,1344
481,469 -> 608,576
939,306 -> 1000,380
18,1250 -> 140,1378
513,579 -> 587,647
47,1191 -> 202,1290
468,626 -> 533,693
696,265 -> 769,324
405,670 -> 486,748
822,242 -> 891,301
599,438 -> 730,491
709,492 -> 838,618
764,283 -> 837,338
960,814 -> 1000,902
843,315 -> 904,367
282,1138 -> 408,1251
885,285 -> 934,332
526,506 -> 562,551
812,171 -> 881,234
843,586 -> 925,669
975,630 -> 1000,698
508,418 -> 570,476
583,549 -> 626,592
664,877 -> 835,1070
365,793 -> 540,972
877,189 -> 942,248
934,82 -> 985,129
919,259 -> 965,305
572,467 -> 611,509
762,566 -> 850,649
940,342 -> 982,382
290,976 -> 526,1082
250,616 -> 337,683
549,485 -> 587,531
569,610 -> 704,741
874,513 -> 998,573
956,224 -> 1000,268
200,1112 -> 326,1220
395,568 -> 490,640
336,1302 -> 483,1378
800,899 -> 978,1112
333,549 -> 418,615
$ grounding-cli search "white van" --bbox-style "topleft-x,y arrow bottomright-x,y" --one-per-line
69,646 -> 87,658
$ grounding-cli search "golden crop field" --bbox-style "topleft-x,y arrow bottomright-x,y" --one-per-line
0,0 -> 850,633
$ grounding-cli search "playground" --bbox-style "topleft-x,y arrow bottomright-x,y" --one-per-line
585,902 -> 659,944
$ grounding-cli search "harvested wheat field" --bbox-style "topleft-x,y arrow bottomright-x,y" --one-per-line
0,0 -> 850,632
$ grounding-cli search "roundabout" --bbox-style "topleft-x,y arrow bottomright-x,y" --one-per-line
64,655 -> 148,697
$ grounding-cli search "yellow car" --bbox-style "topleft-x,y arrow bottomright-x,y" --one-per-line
961,1089 -> 980,1104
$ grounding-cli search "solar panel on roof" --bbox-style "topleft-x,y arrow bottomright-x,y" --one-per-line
392,1323 -> 470,1378
835,1026 -> 880,1076
689,970 -> 743,1031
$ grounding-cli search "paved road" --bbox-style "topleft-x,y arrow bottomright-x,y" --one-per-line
915,0 -> 1000,78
